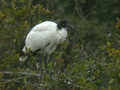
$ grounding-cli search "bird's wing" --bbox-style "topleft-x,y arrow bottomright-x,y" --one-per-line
25,29 -> 58,52
24,21 -> 58,52
31,21 -> 57,32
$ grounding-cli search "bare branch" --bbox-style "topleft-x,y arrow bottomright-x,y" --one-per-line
0,71 -> 41,77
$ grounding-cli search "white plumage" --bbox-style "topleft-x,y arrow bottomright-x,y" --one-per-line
19,20 -> 68,62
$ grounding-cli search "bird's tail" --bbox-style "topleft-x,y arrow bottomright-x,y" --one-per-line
19,48 -> 28,62
19,55 -> 28,62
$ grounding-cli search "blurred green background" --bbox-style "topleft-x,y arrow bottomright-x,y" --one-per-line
0,0 -> 120,90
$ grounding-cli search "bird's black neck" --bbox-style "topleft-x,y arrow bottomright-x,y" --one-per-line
57,20 -> 67,30
57,24 -> 62,29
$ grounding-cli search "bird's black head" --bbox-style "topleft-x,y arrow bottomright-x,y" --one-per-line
57,19 -> 74,42
57,20 -> 68,29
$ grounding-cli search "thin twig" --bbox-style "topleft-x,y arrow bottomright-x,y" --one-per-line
74,0 -> 81,17
0,71 -> 41,77
1,76 -> 26,83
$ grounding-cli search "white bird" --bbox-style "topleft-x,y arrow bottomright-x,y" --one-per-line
19,20 -> 71,70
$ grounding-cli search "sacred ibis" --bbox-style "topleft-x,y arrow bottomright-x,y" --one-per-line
19,20 -> 72,70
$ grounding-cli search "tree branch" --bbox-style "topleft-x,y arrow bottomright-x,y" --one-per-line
0,71 -> 41,77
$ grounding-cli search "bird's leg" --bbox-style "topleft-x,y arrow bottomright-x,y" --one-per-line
48,55 -> 55,78
38,54 -> 43,73
44,54 -> 54,79
36,54 -> 43,79
35,54 -> 41,69
44,54 -> 49,73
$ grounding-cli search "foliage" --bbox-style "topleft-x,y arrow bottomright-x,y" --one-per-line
0,0 -> 120,90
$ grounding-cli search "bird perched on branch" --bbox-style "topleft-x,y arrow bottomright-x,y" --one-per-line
19,20 -> 72,70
